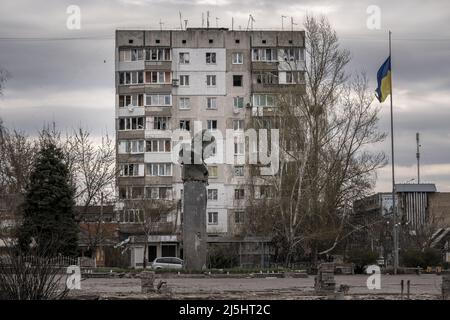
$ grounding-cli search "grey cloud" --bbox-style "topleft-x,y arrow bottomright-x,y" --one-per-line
0,0 -> 450,192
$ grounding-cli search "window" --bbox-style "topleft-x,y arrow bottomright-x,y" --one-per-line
255,71 -> 278,85
233,120 -> 244,131
119,71 -> 144,85
145,139 -> 171,152
206,75 -> 216,87
151,116 -> 170,130
146,187 -> 173,200
145,71 -> 171,84
119,117 -> 145,131
235,39 -> 240,44
253,94 -> 275,107
208,166 -> 218,178
233,96 -> 244,109
131,48 -> 144,61
120,209 -> 142,223
119,95 -> 133,107
206,52 -> 216,64
234,137 -> 244,155
179,97 -> 190,109
207,189 -> 218,201
182,39 -> 187,44
209,39 -> 213,44
155,39 -> 160,44
145,94 -> 172,106
206,97 -> 217,109
251,48 -> 277,62
207,120 -> 217,131
131,187 -> 144,199
286,71 -> 305,84
119,49 -> 131,62
147,163 -> 172,176
232,52 -> 243,64
180,120 -> 190,131
260,185 -> 274,198
281,47 -> 304,61
120,140 -> 144,153
234,166 -> 244,176
235,211 -> 244,224
233,75 -> 243,87
146,48 -> 171,61
234,189 -> 245,200
180,75 -> 190,86
208,212 -> 218,225
179,52 -> 190,64
120,164 -> 140,177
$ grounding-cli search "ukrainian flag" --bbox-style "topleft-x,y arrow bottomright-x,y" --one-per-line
375,56 -> 391,103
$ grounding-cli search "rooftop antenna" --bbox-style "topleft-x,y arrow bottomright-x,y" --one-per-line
290,17 -> 298,32
416,132 -> 421,184
216,17 -> 219,28
207,11 -> 210,28
231,17 -> 234,31
247,14 -> 255,31
184,19 -> 188,29
281,15 -> 287,30
202,12 -> 205,28
179,12 -> 183,30
159,19 -> 164,31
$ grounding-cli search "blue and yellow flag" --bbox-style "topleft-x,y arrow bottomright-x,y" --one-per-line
375,56 -> 391,103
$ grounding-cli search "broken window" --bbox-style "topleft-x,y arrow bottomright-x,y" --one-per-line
179,120 -> 190,131
233,75 -> 243,87
206,52 -> 216,64
234,189 -> 245,200
179,52 -> 190,64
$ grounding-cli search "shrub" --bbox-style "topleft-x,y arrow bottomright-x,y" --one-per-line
346,249 -> 378,273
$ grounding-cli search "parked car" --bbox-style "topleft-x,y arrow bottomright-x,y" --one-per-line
151,257 -> 183,270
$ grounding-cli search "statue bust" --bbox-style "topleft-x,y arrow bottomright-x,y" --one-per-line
179,129 -> 216,183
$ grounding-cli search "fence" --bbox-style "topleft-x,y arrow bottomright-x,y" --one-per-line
0,255 -> 95,268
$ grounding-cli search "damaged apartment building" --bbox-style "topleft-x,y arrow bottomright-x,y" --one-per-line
114,28 -> 306,268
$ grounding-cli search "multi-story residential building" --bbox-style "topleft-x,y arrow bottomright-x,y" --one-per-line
115,28 -> 305,268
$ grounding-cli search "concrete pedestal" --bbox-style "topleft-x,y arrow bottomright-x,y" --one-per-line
182,164 -> 208,271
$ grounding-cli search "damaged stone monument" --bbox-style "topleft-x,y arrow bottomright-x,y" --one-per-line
179,129 -> 216,270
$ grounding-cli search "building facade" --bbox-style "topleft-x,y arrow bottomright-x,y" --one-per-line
114,28 -> 305,267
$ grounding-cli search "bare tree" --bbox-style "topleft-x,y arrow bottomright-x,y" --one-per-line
65,128 -> 116,256
0,68 -> 9,96
245,15 -> 386,266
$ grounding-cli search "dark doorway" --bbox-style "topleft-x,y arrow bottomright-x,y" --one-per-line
162,244 -> 176,257
148,245 -> 157,262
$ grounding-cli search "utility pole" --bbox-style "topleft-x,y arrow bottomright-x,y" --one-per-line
281,15 -> 287,30
416,132 -> 421,184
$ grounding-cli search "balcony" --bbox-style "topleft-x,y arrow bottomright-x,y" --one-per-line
144,152 -> 173,163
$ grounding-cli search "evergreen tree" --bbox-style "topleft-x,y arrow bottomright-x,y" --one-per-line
18,137 -> 78,257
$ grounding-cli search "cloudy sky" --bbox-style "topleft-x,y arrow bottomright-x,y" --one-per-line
0,0 -> 450,192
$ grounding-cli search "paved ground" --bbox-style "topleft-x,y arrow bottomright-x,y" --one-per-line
69,274 -> 444,300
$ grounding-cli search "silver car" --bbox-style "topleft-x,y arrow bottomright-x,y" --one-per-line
151,257 -> 183,270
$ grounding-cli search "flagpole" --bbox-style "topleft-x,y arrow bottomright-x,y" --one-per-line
389,30 -> 399,274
